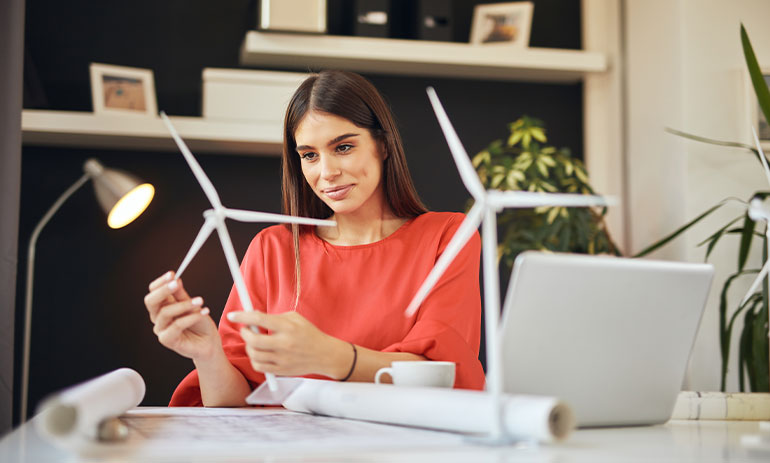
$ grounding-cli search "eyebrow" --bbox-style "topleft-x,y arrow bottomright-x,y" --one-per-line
296,133 -> 359,152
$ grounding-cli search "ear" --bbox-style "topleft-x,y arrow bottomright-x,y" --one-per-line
379,139 -> 389,161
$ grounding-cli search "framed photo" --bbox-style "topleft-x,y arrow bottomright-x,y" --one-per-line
90,63 -> 157,116
743,65 -> 770,149
470,2 -> 534,47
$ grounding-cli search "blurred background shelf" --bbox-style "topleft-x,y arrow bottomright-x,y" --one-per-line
239,31 -> 608,83
21,110 -> 283,156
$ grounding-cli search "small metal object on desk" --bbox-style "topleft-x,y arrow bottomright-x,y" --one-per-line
97,417 -> 129,442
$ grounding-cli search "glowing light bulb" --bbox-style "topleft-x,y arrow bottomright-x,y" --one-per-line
107,183 -> 155,229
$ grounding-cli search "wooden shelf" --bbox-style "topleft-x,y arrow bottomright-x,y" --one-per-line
240,32 -> 608,83
21,110 -> 283,156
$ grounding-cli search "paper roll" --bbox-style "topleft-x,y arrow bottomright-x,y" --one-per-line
279,379 -> 574,442
35,368 -> 145,440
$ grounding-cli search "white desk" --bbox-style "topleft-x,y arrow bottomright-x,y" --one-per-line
1,407 -> 768,462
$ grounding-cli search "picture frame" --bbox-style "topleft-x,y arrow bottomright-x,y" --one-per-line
469,1 -> 534,47
90,63 -> 157,116
743,65 -> 770,149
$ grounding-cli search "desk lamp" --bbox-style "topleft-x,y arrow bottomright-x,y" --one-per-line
21,158 -> 154,420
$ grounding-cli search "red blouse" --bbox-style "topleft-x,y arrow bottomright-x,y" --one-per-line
169,211 -> 484,406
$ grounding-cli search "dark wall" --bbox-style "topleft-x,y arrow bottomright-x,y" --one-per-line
16,0 -> 582,422
2,0 -> 25,435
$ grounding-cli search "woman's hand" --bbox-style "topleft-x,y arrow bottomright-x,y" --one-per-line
143,271 -> 221,361
226,310 -> 352,379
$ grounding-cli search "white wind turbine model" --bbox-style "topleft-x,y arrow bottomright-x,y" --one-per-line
405,88 -> 616,442
737,127 -> 770,315
160,112 -> 336,394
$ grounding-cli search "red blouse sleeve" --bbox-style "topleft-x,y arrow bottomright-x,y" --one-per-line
169,233 -> 268,406
381,215 -> 485,390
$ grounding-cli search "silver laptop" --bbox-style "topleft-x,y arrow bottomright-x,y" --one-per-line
500,251 -> 714,427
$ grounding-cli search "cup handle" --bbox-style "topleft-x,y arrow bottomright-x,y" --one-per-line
374,367 -> 393,384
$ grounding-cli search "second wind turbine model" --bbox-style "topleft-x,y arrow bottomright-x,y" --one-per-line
405,88 -> 616,442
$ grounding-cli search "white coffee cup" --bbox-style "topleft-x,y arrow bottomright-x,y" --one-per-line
374,361 -> 456,388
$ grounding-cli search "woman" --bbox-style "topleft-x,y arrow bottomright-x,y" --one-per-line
144,70 -> 484,407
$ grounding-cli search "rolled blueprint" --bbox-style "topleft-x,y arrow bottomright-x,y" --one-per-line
35,368 -> 145,440
279,379 -> 574,442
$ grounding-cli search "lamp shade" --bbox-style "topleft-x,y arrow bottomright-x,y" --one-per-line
83,159 -> 155,228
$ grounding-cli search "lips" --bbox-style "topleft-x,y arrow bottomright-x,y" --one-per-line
322,184 -> 354,200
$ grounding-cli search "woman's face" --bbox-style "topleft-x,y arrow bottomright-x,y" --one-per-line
294,110 -> 385,217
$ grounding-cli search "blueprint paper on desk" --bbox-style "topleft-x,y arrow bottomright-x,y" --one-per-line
33,407 -> 468,458
122,407 -> 465,448
248,377 -> 574,443
51,407 -> 469,459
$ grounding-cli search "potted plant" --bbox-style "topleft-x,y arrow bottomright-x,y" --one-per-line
635,24 -> 770,393
471,115 -> 620,275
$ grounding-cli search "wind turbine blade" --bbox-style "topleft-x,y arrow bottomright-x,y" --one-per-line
404,202 -> 485,317
160,112 -> 223,209
748,197 -> 770,222
175,216 -> 216,280
426,87 -> 487,201
740,260 -> 770,308
750,125 -> 770,187
488,190 -> 616,209
213,217 -> 279,391
224,208 -> 336,227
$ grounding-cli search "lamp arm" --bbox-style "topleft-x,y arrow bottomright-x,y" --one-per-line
21,172 -> 92,421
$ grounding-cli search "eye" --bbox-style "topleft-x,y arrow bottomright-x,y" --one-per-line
299,151 -> 318,161
336,143 -> 354,153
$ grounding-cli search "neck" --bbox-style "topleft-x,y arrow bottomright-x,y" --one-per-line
320,195 -> 405,246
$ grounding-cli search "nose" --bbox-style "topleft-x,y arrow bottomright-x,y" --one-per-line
319,153 -> 341,181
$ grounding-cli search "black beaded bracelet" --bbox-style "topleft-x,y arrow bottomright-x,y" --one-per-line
340,342 -> 357,382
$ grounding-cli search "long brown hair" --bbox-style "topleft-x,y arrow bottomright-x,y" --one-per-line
281,70 -> 427,304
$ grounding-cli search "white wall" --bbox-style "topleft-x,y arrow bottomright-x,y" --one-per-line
625,0 -> 770,391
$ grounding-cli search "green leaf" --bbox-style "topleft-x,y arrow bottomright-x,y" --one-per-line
720,272 -> 760,391
665,127 -> 758,153
530,127 -> 547,143
719,270 -> 759,392
574,166 -> 589,183
522,132 -> 532,148
738,213 -> 757,272
472,150 -> 490,168
540,155 -> 556,167
564,160 -> 574,177
757,232 -> 770,392
507,131 -> 523,147
536,160 -> 549,177
740,307 -> 757,392
506,170 -> 524,190
702,216 -> 744,261
634,202 -> 728,257
540,181 -> 558,193
742,24 -> 770,142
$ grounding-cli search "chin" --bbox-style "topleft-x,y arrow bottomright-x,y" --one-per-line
324,201 -> 362,216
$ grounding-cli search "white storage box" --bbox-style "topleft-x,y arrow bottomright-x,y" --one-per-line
202,68 -> 308,123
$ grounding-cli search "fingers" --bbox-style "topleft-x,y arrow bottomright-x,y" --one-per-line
226,310 -> 282,332
240,326 -> 281,352
156,308 -> 211,347
167,278 -> 191,301
246,353 -> 278,375
144,275 -> 192,322
148,271 -> 175,292
154,297 -> 206,334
